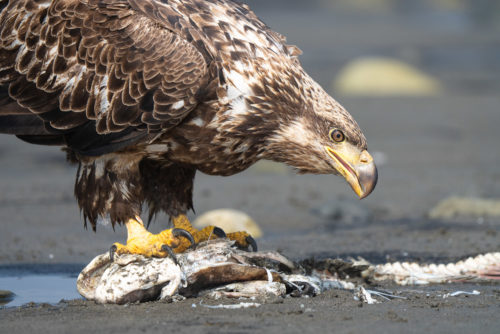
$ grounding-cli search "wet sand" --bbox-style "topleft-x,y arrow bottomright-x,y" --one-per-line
1,1 -> 499,333
1,284 -> 499,334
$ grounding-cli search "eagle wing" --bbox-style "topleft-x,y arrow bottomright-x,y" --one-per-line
0,0 -> 211,155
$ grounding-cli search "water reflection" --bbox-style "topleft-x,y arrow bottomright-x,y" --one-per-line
0,264 -> 83,307
0,275 -> 81,307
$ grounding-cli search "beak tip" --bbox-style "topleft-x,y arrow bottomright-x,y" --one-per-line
356,161 -> 378,199
358,193 -> 368,200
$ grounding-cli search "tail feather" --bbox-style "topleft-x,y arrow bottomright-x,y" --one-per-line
16,134 -> 66,146
0,114 -> 48,135
0,83 -> 64,143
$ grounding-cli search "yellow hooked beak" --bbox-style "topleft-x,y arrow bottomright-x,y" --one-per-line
325,146 -> 378,199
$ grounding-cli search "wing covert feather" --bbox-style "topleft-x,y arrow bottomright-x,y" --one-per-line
0,0 -> 210,136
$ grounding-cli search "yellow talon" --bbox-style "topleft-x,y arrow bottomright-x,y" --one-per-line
226,231 -> 257,251
172,214 -> 257,252
110,216 -> 194,259
109,214 -> 257,260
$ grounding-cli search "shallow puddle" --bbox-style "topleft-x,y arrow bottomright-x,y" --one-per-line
0,264 -> 83,307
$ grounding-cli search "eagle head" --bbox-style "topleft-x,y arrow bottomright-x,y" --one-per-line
263,71 -> 378,199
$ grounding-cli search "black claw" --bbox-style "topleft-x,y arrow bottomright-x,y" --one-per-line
161,244 -> 179,266
289,281 -> 317,297
246,236 -> 258,252
172,228 -> 195,247
298,282 -> 316,296
212,226 -> 227,239
109,244 -> 117,262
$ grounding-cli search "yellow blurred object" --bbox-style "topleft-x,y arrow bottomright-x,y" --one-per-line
333,57 -> 443,97
429,197 -> 500,219
249,160 -> 289,174
193,209 -> 263,239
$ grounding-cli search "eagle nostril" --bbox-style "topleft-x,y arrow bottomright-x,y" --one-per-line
360,150 -> 372,164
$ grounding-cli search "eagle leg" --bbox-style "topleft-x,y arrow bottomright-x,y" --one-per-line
109,216 -> 195,260
172,214 -> 258,252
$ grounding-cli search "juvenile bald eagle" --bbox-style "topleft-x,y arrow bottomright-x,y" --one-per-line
0,0 -> 377,258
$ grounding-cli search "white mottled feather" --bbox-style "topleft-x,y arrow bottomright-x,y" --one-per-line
172,100 -> 185,110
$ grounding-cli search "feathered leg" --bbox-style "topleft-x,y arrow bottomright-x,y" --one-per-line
106,162 -> 256,259
140,162 -> 257,252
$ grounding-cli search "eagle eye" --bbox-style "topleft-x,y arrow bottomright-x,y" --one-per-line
329,129 -> 345,143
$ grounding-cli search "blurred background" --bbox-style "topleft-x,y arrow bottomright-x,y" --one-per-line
0,0 -> 499,264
